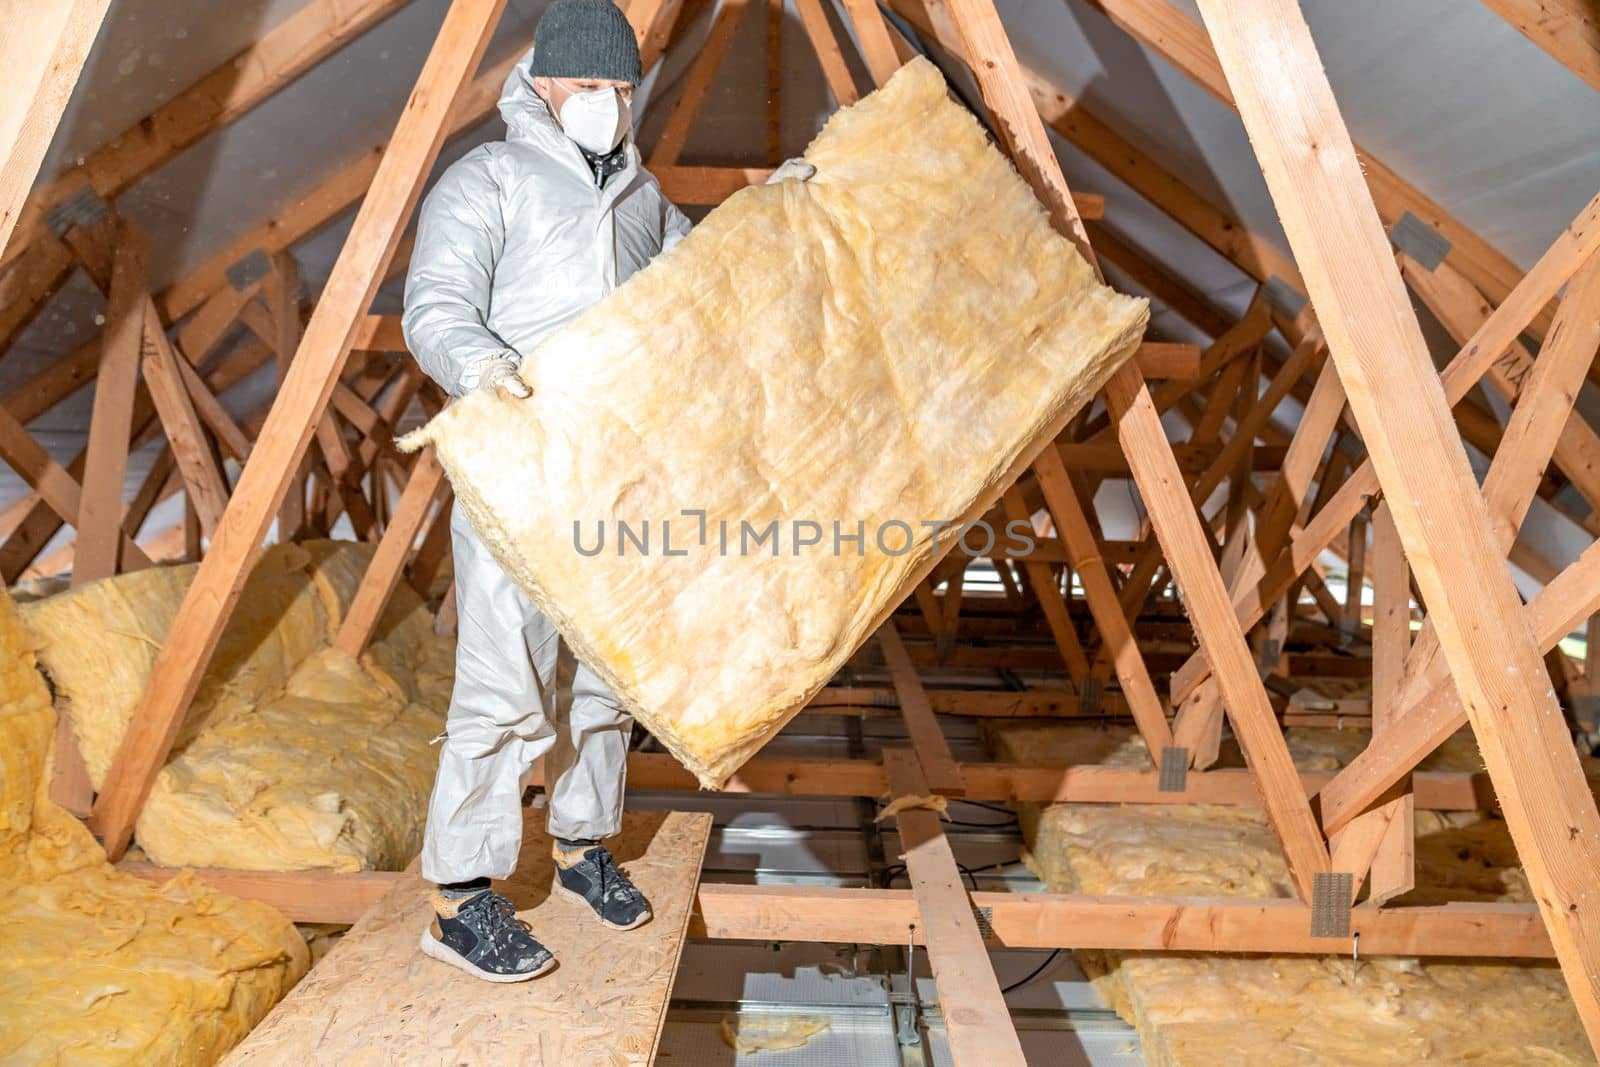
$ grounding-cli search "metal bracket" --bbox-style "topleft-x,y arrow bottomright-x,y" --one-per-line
1078,675 -> 1102,713
971,905 -> 993,940
1311,872 -> 1355,937
1338,618 -> 1361,644
45,185 -> 109,237
1260,274 -> 1309,318
225,247 -> 273,291
1158,746 -> 1189,793
1389,211 -> 1452,271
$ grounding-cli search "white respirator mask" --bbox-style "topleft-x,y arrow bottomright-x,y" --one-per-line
557,85 -> 632,155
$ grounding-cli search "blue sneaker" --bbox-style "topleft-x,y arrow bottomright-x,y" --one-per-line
420,888 -> 556,982
551,842 -> 652,930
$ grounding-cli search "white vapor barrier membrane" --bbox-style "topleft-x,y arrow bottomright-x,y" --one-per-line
402,57 -> 1148,787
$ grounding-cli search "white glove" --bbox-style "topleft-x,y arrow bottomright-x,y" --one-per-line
766,158 -> 816,185
468,353 -> 532,399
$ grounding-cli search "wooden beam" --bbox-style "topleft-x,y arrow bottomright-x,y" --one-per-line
693,884 -> 1554,958
794,0 -> 861,106
629,0 -> 690,71
1195,0 -> 1600,1043
139,305 -> 231,537
1479,0 -> 1600,93
883,749 -> 1025,1066
1364,501 -> 1415,906
0,0 -> 114,255
334,452 -> 448,657
941,0 -> 1331,899
117,863 -> 401,925
4,0 -> 411,273
111,868 -> 1555,957
74,221 -> 149,583
838,0 -> 904,86
87,0 -> 508,860
1169,189 -> 1600,706
650,0 -> 752,165
1318,262 -> 1600,834
1033,444 -> 1173,753
877,624 -> 965,794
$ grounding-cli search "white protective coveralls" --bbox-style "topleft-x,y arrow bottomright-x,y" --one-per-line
405,50 -> 692,883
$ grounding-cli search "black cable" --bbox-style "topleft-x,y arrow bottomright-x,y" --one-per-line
1000,949 -> 1063,994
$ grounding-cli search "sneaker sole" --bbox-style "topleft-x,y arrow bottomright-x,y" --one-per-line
550,877 -> 653,931
418,928 -> 557,983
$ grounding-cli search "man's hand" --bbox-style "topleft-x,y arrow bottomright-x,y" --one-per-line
766,158 -> 816,185
470,353 -> 533,399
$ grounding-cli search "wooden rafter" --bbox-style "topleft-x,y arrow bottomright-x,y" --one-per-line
87,0 -> 509,860
1194,0 -> 1600,1042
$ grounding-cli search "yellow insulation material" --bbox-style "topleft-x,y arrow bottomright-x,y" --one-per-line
20,544 -> 322,785
0,589 -> 307,1065
401,56 -> 1148,789
993,724 -> 1591,1065
20,542 -> 453,872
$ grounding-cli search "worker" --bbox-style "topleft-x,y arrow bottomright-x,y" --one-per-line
402,0 -> 812,982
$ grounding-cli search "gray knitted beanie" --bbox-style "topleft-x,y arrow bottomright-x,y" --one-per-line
529,0 -> 642,85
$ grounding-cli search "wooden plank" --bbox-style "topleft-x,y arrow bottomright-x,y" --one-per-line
1479,0 -> 1600,93
883,749 -> 1025,1067
334,452 -> 448,656
0,0 -> 114,255
998,488 -> 1092,683
1022,65 -> 1306,301
88,0 -> 508,860
1319,263 -> 1600,833
0,404 -> 150,570
1104,368 -> 1332,898
271,255 -> 308,542
1364,500 -> 1415,906
1404,253 -> 1600,513
878,623 -> 966,795
692,884 -> 1553,958
118,863 -> 401,924
140,305 -> 231,537
650,0 -> 752,166
1195,0 -> 1600,1043
794,0 -> 861,105
630,0 -> 690,71
74,221 -> 149,583
942,2 -> 1090,259
222,811 -> 711,1065
939,0 -> 1330,899
839,0 -> 904,85
1169,189 -> 1600,705
622,750 -> 1524,811
4,0 -> 410,272
1032,444 -> 1173,752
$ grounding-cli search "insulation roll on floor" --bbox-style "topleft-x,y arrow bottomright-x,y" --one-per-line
403,56 -> 1149,788
992,724 -> 1592,1065
0,589 -> 307,1064
20,541 -> 454,871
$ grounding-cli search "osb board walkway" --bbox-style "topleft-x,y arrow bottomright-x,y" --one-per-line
224,810 -> 712,1065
